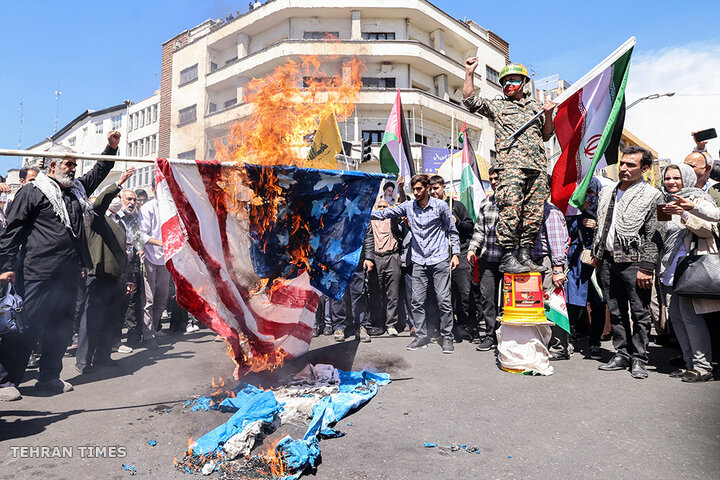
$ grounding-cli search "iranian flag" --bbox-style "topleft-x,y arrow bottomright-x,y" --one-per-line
379,89 -> 416,179
544,286 -> 570,334
460,122 -> 482,222
552,37 -> 634,213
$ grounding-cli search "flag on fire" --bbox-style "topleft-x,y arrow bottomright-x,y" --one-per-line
154,158 -> 386,377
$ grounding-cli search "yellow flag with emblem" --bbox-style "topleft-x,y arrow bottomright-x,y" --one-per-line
305,111 -> 342,169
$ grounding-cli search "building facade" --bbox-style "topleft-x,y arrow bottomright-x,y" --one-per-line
162,0 -> 511,172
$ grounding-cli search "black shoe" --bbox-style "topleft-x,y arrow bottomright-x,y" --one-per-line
441,337 -> 455,354
586,345 -> 603,360
517,247 -> 547,273
475,337 -> 496,351
312,326 -> 321,338
499,252 -> 531,274
598,355 -> 630,371
630,358 -> 648,379
669,368 -> 688,378
681,369 -> 713,383
406,338 -> 428,351
367,327 -> 385,337
323,325 -> 333,336
549,352 -> 571,361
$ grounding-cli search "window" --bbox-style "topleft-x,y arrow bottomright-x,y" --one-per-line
361,77 -> 396,89
82,127 -> 88,136
95,121 -> 103,134
225,56 -> 237,65
414,134 -> 428,145
178,105 -> 197,125
151,135 -> 157,154
128,115 -> 133,131
143,167 -> 149,186
303,31 -> 339,40
112,114 -> 122,130
223,98 -> 237,109
68,137 -> 76,147
208,102 -> 217,114
302,76 -> 337,88
178,149 -> 196,160
362,32 -> 395,40
139,111 -> 145,128
152,105 -> 158,123
180,64 -> 198,85
486,66 -> 500,85
210,61 -> 218,73
362,130 -> 384,144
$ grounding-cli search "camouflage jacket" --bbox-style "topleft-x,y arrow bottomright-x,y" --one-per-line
463,93 -> 552,172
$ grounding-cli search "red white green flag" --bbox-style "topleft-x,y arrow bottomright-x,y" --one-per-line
544,286 -> 570,334
379,89 -> 415,179
460,122 -> 482,222
552,38 -> 634,213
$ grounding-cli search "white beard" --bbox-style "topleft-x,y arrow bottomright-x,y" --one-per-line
55,171 -> 75,188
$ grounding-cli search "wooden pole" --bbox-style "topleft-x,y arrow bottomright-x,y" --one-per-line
0,148 -> 238,167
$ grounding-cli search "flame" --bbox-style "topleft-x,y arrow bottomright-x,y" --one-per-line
260,439 -> 288,477
212,50 -> 365,375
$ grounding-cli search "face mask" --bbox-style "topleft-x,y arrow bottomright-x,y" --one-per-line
108,197 -> 122,214
503,80 -> 523,97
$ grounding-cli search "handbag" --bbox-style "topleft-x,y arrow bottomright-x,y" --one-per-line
577,220 -> 595,266
673,231 -> 720,299
0,282 -> 26,336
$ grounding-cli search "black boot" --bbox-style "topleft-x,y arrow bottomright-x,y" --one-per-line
517,247 -> 547,273
499,251 -> 531,274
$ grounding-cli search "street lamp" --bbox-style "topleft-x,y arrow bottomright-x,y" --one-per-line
626,92 -> 675,110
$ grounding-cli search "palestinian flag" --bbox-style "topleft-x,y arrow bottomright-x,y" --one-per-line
552,38 -> 634,213
379,89 -> 416,179
460,122 -> 482,222
544,286 -> 570,334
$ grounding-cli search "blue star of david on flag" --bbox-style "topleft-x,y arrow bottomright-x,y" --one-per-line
244,164 -> 389,300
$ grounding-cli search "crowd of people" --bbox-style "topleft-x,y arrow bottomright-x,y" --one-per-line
314,138 -> 720,384
0,131 -> 200,402
0,99 -> 718,405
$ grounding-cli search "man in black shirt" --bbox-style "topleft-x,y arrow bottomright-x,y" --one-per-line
0,131 -> 119,398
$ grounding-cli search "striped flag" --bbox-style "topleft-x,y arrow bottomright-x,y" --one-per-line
544,286 -> 570,334
552,38 -> 634,213
460,122 -> 482,222
379,89 -> 416,179
154,159 -> 384,375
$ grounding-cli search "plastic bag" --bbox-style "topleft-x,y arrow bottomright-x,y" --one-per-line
496,324 -> 553,376
0,282 -> 26,336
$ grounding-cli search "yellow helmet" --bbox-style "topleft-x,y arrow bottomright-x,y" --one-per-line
499,63 -> 530,84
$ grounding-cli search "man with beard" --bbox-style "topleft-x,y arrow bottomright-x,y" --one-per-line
0,131 -> 119,398
76,168 -> 136,373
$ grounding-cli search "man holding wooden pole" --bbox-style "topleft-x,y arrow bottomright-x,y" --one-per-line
463,59 -> 556,274
0,131 -> 119,399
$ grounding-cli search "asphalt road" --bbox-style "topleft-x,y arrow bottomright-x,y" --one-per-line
1,328 -> 718,480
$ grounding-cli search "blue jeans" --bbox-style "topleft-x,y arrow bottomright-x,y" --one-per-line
411,259 -> 454,341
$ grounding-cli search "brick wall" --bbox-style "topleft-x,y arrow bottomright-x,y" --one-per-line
158,32 -> 189,158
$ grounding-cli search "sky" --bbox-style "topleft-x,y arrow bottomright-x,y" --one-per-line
1,0 -> 719,175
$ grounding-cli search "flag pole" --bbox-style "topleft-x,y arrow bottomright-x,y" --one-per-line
507,36 -> 636,141
449,111 -> 455,211
0,148 -> 238,167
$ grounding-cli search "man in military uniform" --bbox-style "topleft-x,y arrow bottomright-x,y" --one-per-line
463,58 -> 556,273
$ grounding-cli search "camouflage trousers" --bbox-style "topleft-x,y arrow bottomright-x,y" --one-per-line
495,167 -> 549,250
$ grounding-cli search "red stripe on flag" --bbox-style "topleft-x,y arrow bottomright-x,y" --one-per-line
269,283 -> 320,311
157,159 -> 255,340
553,90 -> 585,214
